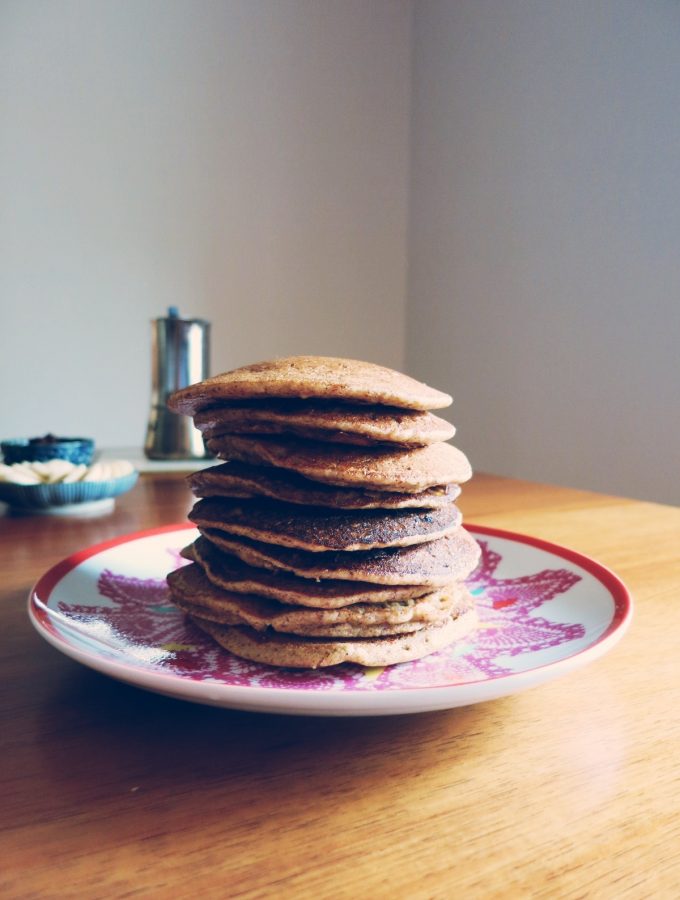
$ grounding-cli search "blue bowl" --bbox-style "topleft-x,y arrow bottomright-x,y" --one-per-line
0,470 -> 139,510
1,437 -> 95,466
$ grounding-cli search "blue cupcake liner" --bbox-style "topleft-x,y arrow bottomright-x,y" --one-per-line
0,471 -> 138,509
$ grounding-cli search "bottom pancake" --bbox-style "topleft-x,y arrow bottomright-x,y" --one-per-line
190,599 -> 478,668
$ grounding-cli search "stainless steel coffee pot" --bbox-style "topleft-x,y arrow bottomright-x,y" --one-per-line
144,308 -> 211,460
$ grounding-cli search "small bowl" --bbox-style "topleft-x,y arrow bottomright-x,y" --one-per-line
0,470 -> 139,512
1,436 -> 95,466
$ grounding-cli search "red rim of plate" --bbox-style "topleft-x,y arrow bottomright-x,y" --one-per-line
28,522 -> 633,694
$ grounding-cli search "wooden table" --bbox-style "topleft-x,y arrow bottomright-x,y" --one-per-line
2,473 -> 679,898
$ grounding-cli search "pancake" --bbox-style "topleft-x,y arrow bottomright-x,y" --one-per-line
188,497 -> 462,552
168,563 -> 463,635
168,356 -> 452,415
188,462 -> 460,510
194,401 -> 455,446
183,536 -> 434,607
184,603 -> 431,636
190,598 -> 478,668
206,435 -> 472,492
199,526 -> 481,586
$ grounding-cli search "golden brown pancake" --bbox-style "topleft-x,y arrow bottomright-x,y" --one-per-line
184,603 -> 431,636
190,598 -> 478,668
188,497 -> 462,552
188,462 -> 460,510
168,356 -> 452,415
168,563 -> 463,635
199,526 -> 481,586
194,401 -> 455,446
206,435 -> 472,492
183,537 -> 434,607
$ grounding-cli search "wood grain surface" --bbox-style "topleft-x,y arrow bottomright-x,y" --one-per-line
1,473 -> 679,899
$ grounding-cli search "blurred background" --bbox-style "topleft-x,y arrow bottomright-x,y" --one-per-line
2,0 -> 678,503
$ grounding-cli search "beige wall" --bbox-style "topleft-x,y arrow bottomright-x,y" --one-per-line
3,1 -> 678,505
0,0 -> 411,445
407,0 -> 680,504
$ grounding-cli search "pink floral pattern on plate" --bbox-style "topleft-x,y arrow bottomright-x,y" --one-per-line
52,532 -> 589,691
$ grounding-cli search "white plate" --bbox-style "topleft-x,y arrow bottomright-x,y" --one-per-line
29,524 -> 632,716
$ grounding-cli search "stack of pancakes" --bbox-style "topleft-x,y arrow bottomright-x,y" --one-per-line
166,357 -> 480,668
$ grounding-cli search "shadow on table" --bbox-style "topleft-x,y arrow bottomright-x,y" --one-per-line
21,663 -> 512,842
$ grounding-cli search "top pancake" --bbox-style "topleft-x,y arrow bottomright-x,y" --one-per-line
193,401 -> 455,447
206,435 -> 472,492
168,356 -> 452,415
